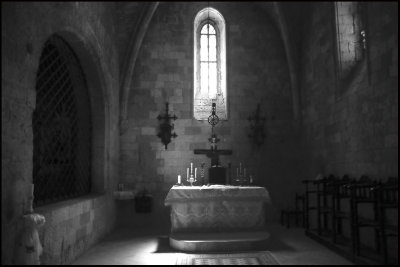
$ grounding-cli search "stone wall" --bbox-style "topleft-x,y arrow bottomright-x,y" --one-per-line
35,194 -> 113,264
1,2 -> 120,264
299,1 -> 398,252
300,1 -> 398,180
120,2 -> 301,226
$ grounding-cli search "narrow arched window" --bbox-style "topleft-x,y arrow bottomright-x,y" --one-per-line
334,2 -> 367,81
33,35 -> 92,206
194,7 -> 227,120
200,23 -> 218,99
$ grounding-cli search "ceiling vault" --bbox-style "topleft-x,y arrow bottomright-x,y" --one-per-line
272,2 -> 301,122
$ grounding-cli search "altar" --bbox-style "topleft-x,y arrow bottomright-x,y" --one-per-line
164,185 -> 271,233
163,104 -> 271,252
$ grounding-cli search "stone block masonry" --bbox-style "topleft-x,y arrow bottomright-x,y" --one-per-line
300,2 -> 398,179
35,194 -> 114,265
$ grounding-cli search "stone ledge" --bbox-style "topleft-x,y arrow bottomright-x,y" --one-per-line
169,231 -> 270,252
35,193 -> 107,215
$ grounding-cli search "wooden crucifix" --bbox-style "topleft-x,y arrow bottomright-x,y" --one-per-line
194,134 -> 232,167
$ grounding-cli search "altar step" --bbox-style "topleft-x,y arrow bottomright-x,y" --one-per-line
169,231 -> 270,252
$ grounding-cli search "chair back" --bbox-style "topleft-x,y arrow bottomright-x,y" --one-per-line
295,193 -> 305,211
379,177 -> 398,208
353,175 -> 379,201
337,174 -> 353,197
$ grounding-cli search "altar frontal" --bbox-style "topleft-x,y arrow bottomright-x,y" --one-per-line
164,185 -> 271,233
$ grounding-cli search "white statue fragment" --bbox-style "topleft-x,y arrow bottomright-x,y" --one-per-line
14,213 -> 46,265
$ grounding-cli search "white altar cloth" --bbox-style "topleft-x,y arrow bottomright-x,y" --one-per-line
164,185 -> 271,233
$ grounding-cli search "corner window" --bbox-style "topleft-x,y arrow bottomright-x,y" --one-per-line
334,2 -> 367,80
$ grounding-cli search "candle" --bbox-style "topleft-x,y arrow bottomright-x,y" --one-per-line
240,163 -> 242,174
178,175 -> 181,184
195,168 -> 197,178
187,168 -> 189,179
191,162 -> 193,174
31,184 -> 34,197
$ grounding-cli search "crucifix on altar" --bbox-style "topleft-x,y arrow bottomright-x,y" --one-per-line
194,103 -> 232,184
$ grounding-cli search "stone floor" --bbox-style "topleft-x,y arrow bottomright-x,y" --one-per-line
72,223 -> 354,265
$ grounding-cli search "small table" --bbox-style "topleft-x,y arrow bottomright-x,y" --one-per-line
164,185 -> 271,233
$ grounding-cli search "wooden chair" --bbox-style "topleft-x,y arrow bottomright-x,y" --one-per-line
331,174 -> 355,243
281,193 -> 305,228
302,179 -> 318,230
315,174 -> 336,236
377,177 -> 398,264
350,175 -> 381,257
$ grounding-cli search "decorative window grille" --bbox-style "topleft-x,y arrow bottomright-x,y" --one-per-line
33,35 -> 92,207
194,7 -> 227,120
334,2 -> 367,80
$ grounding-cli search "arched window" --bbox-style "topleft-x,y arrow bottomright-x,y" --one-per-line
334,2 -> 367,81
33,35 -> 92,206
194,7 -> 227,120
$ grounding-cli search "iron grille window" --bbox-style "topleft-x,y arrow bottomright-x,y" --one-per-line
33,35 -> 92,207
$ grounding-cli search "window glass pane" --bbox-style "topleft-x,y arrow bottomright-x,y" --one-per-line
200,62 -> 209,96
209,62 -> 217,98
200,35 -> 208,61
201,24 -> 209,34
209,35 -> 216,61
208,24 -> 216,34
